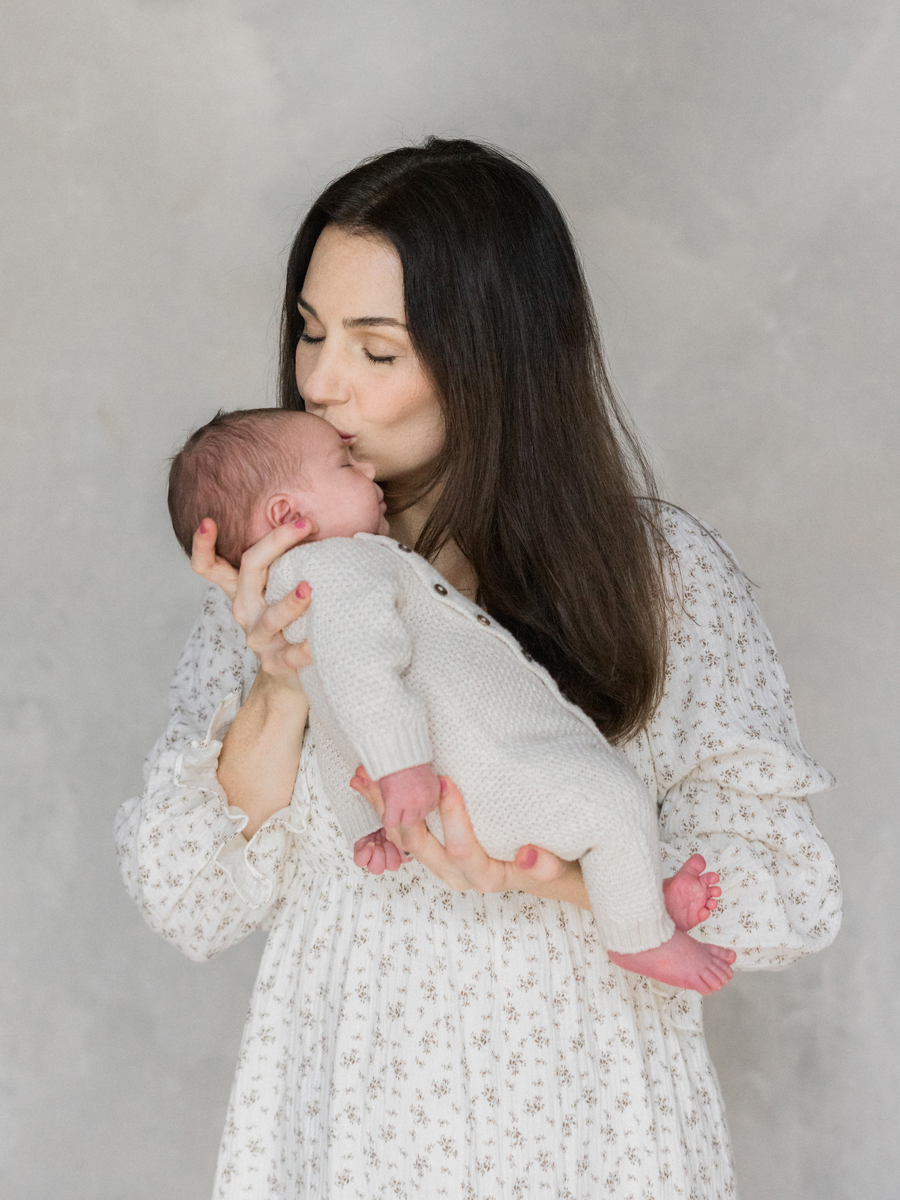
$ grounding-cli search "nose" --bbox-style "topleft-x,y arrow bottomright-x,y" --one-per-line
296,339 -> 349,409
354,458 -> 377,481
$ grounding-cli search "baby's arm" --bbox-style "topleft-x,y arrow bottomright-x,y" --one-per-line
266,540 -> 435,782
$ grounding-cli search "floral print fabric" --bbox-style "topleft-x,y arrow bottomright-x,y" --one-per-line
115,508 -> 841,1198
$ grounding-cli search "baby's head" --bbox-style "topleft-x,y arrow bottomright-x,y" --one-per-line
168,409 -> 388,567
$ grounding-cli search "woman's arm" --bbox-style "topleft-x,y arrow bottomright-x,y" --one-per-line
114,587 -> 307,959
643,509 -> 841,970
191,518 -> 313,838
114,520 -> 316,957
218,670 -> 309,839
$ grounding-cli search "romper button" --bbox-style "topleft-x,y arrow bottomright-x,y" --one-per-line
398,543 -> 412,552
523,651 -> 533,662
477,614 -> 490,626
434,583 -> 447,595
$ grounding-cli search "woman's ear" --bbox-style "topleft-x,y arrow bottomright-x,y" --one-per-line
266,494 -> 304,528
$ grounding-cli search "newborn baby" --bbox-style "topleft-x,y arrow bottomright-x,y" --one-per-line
168,407 -> 736,994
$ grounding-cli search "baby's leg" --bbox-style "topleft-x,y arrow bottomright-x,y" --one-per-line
608,930 -> 736,995
663,854 -> 722,932
353,828 -> 404,874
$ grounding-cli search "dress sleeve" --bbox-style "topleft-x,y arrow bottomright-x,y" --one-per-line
647,508 -> 842,971
114,586 -> 308,962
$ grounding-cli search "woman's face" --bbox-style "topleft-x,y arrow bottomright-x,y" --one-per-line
295,225 -> 445,481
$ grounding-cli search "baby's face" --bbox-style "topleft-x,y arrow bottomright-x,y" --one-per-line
258,413 -> 389,542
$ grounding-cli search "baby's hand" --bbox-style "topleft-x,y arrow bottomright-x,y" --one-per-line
379,763 -> 441,828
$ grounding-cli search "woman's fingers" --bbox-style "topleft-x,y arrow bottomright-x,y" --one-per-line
513,844 -> 568,883
349,766 -> 386,821
232,519 -> 314,633
190,520 -> 241,599
245,581 -> 311,657
400,777 -> 511,893
348,772 -> 571,899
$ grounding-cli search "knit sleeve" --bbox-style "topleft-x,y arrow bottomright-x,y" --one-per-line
647,508 -> 842,971
267,539 -> 433,779
114,586 -> 307,962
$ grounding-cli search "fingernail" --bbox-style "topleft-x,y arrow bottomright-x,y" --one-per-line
295,583 -> 310,599
439,777 -> 447,797
293,518 -> 307,529
198,521 -> 207,534
521,848 -> 538,870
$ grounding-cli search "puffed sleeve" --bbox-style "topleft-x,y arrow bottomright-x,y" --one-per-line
643,508 -> 842,970
114,586 -> 308,962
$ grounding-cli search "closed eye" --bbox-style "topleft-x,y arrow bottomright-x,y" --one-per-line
364,349 -> 396,364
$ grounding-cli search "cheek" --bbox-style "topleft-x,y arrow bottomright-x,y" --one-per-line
365,365 -> 439,428
294,344 -> 311,390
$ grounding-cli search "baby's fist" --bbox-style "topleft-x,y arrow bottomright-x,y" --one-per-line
379,763 -> 440,828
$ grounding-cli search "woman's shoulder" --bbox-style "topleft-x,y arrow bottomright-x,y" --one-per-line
651,503 -> 752,622
655,503 -> 740,570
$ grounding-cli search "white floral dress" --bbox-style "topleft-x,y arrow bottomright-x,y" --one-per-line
115,508 -> 841,1199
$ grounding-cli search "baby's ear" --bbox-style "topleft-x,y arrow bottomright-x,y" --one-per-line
266,494 -> 304,528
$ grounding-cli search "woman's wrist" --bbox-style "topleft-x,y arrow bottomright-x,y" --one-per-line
219,669 -> 310,840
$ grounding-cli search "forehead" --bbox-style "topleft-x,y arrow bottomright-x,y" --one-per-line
301,226 -> 404,317
289,412 -> 343,456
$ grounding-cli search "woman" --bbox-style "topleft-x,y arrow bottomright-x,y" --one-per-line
116,138 -> 840,1198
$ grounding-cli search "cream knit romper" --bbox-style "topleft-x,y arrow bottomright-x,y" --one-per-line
267,533 -> 674,954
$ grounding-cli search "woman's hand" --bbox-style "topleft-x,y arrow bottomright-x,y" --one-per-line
192,518 -> 315,839
349,767 -> 591,910
191,518 -> 314,683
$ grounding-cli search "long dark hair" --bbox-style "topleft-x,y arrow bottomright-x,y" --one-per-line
279,138 -> 667,742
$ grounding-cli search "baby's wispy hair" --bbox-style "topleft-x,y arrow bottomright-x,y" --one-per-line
168,408 -> 304,568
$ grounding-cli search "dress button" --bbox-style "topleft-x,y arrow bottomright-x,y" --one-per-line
434,583 -> 448,595
477,614 -> 490,626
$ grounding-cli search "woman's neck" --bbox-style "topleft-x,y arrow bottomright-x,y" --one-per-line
388,495 -> 479,601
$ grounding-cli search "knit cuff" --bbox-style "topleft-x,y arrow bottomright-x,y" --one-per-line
598,907 -> 676,956
354,719 -> 433,782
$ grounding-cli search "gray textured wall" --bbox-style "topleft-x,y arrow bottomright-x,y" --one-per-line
2,2 -> 897,1197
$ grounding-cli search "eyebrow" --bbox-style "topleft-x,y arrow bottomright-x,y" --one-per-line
298,296 -> 407,331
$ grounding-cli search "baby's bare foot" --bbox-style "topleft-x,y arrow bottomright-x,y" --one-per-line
353,828 -> 404,875
608,929 -> 737,995
663,853 -> 722,932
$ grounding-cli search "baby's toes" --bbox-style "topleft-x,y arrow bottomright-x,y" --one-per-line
712,961 -> 734,988
700,966 -> 726,993
710,943 -> 737,964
